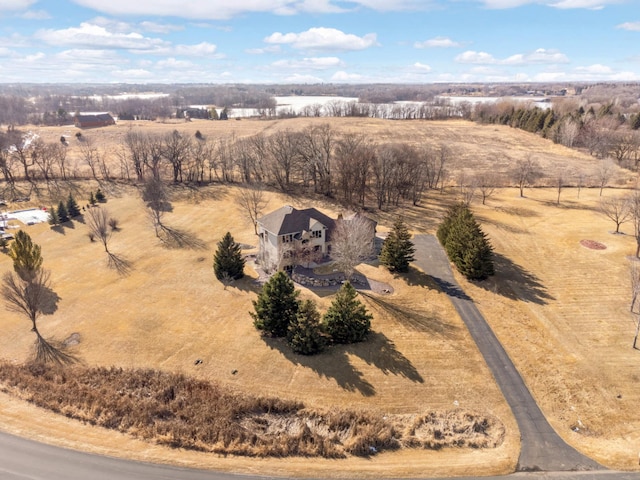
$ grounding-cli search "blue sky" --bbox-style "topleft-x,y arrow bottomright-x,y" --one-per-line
0,0 -> 638,84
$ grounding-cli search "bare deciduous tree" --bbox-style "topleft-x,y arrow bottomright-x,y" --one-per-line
331,214 -> 376,281
629,190 -> 640,257
457,173 -> 476,206
86,206 -> 112,253
511,155 -> 541,198
142,177 -> 170,236
599,196 -> 632,233
237,184 -> 268,235
2,269 -> 72,364
596,160 -> 614,196
629,261 -> 640,349
473,172 -> 499,205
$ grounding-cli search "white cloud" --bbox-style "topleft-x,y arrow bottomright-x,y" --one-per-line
139,21 -> 184,34
617,22 -> 640,31
272,56 -> 343,69
283,73 -> 324,83
503,48 -> 569,64
456,48 -> 569,65
331,71 -> 364,81
264,27 -> 378,51
69,0 -> 433,19
478,0 -> 620,8
455,51 -> 498,64
246,46 -> 282,54
167,42 -> 219,57
111,68 -> 154,79
414,36 -> 461,48
156,58 -> 195,69
412,62 -> 432,71
35,22 -> 169,50
575,63 -> 613,74
0,0 -> 36,11
20,9 -> 51,20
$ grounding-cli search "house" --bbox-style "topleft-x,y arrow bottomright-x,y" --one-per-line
257,206 -> 336,272
256,205 -> 376,273
74,113 -> 116,129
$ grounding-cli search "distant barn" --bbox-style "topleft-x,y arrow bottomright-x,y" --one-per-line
74,113 -> 116,129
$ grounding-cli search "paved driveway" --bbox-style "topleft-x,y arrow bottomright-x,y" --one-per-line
412,235 -> 603,472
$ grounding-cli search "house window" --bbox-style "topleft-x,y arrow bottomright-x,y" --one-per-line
313,245 -> 321,252
282,234 -> 293,243
311,230 -> 322,238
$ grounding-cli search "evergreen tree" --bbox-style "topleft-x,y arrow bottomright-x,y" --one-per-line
220,107 -> 229,120
95,188 -> 106,203
8,230 -> 43,281
379,219 -> 415,273
66,193 -> 80,218
251,271 -> 300,337
631,113 -> 640,131
213,232 -> 245,281
210,108 -> 219,120
57,200 -> 69,223
439,203 -> 495,281
89,191 -> 96,206
287,299 -> 326,355
436,203 -> 466,246
323,281 -> 372,344
48,205 -> 59,226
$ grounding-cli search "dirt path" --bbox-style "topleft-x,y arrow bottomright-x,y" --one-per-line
412,234 -> 603,472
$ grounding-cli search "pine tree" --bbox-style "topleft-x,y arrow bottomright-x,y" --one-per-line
287,299 -> 326,355
95,188 -> 106,203
251,271 -> 300,337
66,193 -> 80,218
89,191 -> 97,206
48,205 -> 59,226
323,281 -> 372,344
8,230 -> 43,281
439,203 -> 494,281
213,232 -> 245,281
379,219 -> 415,273
57,200 -> 69,223
436,203 -> 466,247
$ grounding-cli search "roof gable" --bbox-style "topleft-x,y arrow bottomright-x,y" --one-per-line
258,206 -> 335,236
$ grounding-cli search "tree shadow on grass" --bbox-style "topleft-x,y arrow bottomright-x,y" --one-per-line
40,286 -> 61,315
107,252 -> 133,276
349,331 -> 424,383
475,252 -> 554,305
360,291 -> 460,339
159,225 -> 207,250
262,336 -> 376,397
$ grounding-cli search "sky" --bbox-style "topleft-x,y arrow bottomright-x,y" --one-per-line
0,0 -> 639,84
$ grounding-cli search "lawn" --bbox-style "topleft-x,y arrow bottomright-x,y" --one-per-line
1,116 -> 639,475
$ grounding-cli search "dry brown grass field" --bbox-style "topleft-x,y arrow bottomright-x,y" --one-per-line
0,118 -> 639,476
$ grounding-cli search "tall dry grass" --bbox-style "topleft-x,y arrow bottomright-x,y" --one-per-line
0,362 -> 504,458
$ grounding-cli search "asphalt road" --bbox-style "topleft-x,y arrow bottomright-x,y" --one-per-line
412,235 -> 603,472
1,430 -> 639,480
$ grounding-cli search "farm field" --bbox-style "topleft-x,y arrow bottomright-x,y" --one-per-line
1,117 -> 639,475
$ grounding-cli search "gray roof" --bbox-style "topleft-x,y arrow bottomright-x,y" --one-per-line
258,205 -> 336,237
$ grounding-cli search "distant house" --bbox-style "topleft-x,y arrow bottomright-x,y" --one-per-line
256,205 -> 376,273
74,112 -> 116,129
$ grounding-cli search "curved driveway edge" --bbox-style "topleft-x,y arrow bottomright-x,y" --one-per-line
412,235 -> 603,472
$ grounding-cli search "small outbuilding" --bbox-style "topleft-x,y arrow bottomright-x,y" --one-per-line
74,113 -> 116,129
